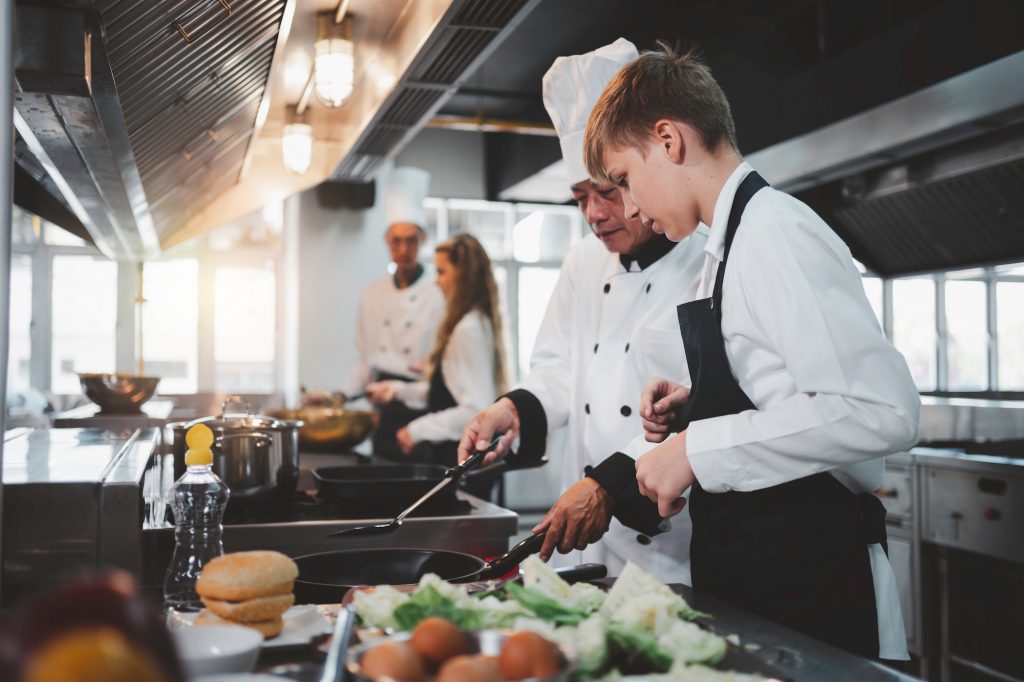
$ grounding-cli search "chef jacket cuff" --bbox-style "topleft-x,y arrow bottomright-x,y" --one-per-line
503,389 -> 547,464
587,452 -> 668,536
586,452 -> 636,499
686,418 -> 743,493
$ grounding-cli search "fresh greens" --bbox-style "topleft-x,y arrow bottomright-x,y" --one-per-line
390,584 -> 484,630
606,622 -> 675,674
505,583 -> 591,626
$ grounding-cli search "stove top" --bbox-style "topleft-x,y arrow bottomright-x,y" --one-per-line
222,490 -> 472,525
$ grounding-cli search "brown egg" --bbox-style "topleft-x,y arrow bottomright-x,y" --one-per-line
436,655 -> 500,682
360,641 -> 425,682
409,617 -> 469,668
498,631 -> 562,680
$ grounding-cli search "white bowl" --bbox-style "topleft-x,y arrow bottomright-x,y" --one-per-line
173,625 -> 263,678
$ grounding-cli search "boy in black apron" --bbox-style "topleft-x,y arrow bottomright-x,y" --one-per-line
571,43 -> 920,660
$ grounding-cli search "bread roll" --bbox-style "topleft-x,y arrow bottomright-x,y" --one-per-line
194,609 -> 284,639
201,593 -> 294,623
195,551 -> 298,601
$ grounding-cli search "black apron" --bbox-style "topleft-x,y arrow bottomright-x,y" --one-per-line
371,370 -> 427,459
676,171 -> 886,658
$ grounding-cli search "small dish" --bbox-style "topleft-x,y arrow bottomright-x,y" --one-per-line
169,605 -> 333,651
173,624 -> 262,677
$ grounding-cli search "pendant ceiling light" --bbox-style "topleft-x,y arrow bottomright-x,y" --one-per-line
314,12 -> 354,108
282,105 -> 313,175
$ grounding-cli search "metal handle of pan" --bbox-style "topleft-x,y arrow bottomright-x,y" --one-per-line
481,531 -> 547,578
444,434 -> 502,482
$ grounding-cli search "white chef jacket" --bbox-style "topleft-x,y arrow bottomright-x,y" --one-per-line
516,231 -> 707,583
395,310 -> 499,443
685,161 -> 920,660
340,269 -> 445,396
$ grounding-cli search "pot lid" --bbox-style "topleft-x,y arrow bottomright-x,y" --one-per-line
174,396 -> 302,431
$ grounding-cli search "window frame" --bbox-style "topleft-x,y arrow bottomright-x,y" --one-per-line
10,209 -> 284,397
876,265 -> 1024,397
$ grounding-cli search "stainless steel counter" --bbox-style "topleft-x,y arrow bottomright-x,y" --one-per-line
2,427 -> 159,608
675,583 -> 921,681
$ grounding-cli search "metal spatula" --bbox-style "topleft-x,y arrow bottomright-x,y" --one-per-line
328,435 -> 502,538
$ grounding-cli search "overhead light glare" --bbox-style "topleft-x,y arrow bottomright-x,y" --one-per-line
314,13 -> 354,108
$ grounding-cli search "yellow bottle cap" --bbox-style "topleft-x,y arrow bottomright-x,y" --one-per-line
186,423 -> 214,450
185,424 -> 214,466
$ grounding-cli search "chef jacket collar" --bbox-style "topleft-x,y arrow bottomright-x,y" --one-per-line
393,262 -> 425,288
704,161 -> 755,263
619,232 -> 676,272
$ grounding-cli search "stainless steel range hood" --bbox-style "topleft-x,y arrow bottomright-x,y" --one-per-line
748,50 -> 1024,276
12,0 -> 541,257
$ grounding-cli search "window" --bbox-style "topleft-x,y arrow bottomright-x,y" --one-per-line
214,264 -> 276,392
997,281 -> 1024,389
945,280 -> 987,390
143,260 -> 199,394
517,268 -> 561,380
862,277 -> 883,328
448,201 -> 511,260
50,255 -> 118,393
7,255 -> 33,406
892,278 -> 936,391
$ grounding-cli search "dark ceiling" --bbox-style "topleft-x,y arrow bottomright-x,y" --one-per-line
442,0 -> 1024,198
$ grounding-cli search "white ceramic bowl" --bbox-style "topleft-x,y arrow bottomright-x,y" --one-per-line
173,625 -> 263,678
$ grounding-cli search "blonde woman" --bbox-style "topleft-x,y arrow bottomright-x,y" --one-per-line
368,233 -> 507,474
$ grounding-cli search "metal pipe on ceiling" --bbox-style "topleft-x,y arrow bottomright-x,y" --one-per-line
426,114 -> 556,136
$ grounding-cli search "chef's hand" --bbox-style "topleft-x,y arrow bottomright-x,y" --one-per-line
366,381 -> 398,405
457,397 -> 518,466
639,377 -> 690,442
533,478 -> 613,561
636,431 -> 693,518
395,426 -> 415,456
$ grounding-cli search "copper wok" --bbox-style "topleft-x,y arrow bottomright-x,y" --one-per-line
265,405 -> 377,451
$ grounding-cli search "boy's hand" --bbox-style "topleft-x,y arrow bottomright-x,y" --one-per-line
636,432 -> 693,518
639,377 -> 690,442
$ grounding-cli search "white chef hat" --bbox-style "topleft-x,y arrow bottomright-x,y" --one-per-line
542,38 -> 639,185
385,166 -> 431,229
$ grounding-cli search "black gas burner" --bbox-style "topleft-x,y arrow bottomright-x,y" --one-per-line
222,490 -> 471,525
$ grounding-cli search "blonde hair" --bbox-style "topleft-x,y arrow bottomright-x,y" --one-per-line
431,234 -> 507,394
584,42 -> 737,183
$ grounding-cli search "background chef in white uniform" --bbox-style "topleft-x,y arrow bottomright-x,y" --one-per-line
340,166 -> 445,457
457,39 -> 707,583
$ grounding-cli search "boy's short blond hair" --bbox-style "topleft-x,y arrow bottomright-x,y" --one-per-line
584,42 -> 737,183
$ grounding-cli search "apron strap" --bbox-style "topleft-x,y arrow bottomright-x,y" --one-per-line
712,171 -> 770,305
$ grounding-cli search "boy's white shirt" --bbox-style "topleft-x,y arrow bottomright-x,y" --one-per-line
683,161 -> 920,660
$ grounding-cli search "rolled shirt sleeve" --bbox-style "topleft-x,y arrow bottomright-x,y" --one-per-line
686,194 -> 920,493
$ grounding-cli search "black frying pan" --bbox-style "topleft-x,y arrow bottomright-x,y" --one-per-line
312,458 -> 547,505
293,532 -> 606,604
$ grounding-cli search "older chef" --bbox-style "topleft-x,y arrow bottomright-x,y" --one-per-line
457,39 -> 707,582
340,166 -> 445,457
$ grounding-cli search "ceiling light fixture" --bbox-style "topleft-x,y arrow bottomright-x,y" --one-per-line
314,11 -> 354,108
282,105 -> 313,175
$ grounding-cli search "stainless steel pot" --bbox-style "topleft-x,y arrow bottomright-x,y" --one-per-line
169,397 -> 303,501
